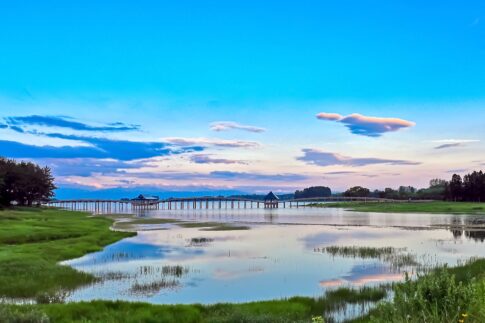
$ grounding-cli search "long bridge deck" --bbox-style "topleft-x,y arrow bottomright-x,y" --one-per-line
45,196 -> 400,212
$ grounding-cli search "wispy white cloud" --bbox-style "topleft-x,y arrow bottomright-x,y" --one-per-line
297,148 -> 420,167
163,137 -> 261,148
446,168 -> 469,174
189,154 -> 247,165
316,112 -> 415,137
210,121 -> 266,133
432,139 -> 480,150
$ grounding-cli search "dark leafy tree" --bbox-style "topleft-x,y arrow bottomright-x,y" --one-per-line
0,158 -> 56,206
416,179 -> 448,200
294,186 -> 332,199
397,186 -> 417,199
343,186 -> 370,197
462,171 -> 485,202
448,174 -> 463,201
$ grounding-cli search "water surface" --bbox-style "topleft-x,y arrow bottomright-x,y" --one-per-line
63,207 -> 485,304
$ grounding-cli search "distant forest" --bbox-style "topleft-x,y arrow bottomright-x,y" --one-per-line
341,170 -> 485,202
232,171 -> 485,202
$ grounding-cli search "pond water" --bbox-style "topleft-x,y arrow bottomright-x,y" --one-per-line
63,208 -> 485,306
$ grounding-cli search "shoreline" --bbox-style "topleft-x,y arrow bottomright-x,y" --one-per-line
2,206 -> 485,322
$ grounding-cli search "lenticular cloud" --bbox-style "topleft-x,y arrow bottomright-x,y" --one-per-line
316,112 -> 415,137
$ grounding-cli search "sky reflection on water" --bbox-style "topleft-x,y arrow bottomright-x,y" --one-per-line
63,208 -> 485,304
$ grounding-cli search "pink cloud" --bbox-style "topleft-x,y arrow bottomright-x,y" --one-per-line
210,121 -> 266,133
190,154 -> 247,165
163,137 -> 261,148
316,112 -> 415,137
315,112 -> 343,121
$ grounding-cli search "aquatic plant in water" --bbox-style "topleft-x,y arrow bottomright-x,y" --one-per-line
138,265 -> 189,278
188,237 -> 214,246
316,246 -> 419,271
129,279 -> 180,296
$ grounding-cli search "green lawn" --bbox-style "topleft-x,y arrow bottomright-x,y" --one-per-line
318,201 -> 485,214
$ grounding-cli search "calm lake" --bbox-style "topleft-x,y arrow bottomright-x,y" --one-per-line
63,208 -> 485,306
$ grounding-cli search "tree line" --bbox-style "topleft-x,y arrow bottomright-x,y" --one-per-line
0,158 -> 56,207
340,170 -> 485,201
447,171 -> 485,202
294,186 -> 332,199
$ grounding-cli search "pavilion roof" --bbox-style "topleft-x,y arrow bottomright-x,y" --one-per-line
264,191 -> 279,200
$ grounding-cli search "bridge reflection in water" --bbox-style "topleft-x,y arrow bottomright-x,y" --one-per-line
45,196 -> 395,214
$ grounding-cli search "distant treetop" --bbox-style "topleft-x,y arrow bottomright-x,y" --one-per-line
294,186 -> 332,199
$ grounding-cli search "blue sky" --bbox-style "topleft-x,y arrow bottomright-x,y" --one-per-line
0,1 -> 484,197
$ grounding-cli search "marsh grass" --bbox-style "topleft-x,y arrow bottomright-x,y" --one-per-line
369,268 -> 483,322
319,246 -> 399,259
317,246 -> 419,270
0,207 -> 134,299
0,285 -> 388,322
137,265 -> 189,278
129,279 -> 180,295
189,237 -> 214,245
347,258 -> 485,322
98,271 -> 133,281
161,265 -> 189,277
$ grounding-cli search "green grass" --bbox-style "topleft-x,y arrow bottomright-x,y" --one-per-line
0,287 -> 386,323
0,207 -> 134,298
355,258 -> 485,323
318,201 -> 485,214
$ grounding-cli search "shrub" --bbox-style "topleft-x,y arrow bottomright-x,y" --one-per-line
371,267 -> 476,322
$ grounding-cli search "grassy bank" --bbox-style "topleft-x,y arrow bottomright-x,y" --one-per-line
0,286 -> 386,323
0,207 -> 386,322
359,258 -> 485,323
317,201 -> 485,214
0,207 -> 134,298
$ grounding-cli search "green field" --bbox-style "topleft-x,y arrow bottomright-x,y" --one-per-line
318,201 -> 485,214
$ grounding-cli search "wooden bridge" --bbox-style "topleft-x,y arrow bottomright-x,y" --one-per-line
44,196 -> 396,212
